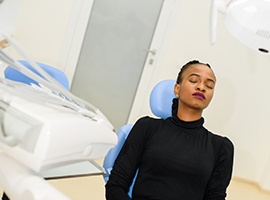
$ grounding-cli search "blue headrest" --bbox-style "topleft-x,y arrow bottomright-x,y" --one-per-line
4,60 -> 69,90
149,79 -> 176,119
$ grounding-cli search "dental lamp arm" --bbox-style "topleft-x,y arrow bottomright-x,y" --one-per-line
209,0 -> 227,45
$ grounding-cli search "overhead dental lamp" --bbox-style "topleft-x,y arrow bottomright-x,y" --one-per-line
210,0 -> 270,54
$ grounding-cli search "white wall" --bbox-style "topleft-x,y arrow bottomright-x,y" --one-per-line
4,0 -> 270,191
1,0 -> 74,79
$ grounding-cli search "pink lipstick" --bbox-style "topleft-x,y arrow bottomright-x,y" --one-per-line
192,92 -> 205,99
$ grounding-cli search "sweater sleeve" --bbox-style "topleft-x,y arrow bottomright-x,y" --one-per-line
203,137 -> 234,200
105,117 -> 151,200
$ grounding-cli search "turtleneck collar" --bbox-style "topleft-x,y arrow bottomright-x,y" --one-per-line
170,98 -> 204,129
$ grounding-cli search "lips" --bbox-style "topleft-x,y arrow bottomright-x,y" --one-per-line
192,92 -> 205,99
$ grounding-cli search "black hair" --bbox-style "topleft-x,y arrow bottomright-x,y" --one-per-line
176,60 -> 211,84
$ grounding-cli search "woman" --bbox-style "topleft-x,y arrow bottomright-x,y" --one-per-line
105,60 -> 234,200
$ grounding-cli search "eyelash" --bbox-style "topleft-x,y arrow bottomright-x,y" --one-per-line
189,80 -> 197,83
189,80 -> 214,89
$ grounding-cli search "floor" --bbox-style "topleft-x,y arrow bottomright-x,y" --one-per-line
227,178 -> 270,200
1,178 -> 270,199
1,159 -> 270,200
49,175 -> 270,200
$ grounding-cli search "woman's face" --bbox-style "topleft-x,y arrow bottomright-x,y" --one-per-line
174,64 -> 216,111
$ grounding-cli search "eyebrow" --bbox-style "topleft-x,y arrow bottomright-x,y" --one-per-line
188,73 -> 216,84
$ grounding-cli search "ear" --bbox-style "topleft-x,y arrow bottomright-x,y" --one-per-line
174,83 -> 180,98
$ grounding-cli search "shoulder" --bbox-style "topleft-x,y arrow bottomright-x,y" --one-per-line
217,135 -> 234,152
206,129 -> 234,148
220,136 -> 234,158
125,116 -> 163,143
222,136 -> 234,151
135,116 -> 165,127
208,131 -> 234,160
132,116 -> 167,135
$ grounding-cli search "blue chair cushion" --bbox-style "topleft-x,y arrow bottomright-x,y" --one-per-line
103,124 -> 135,197
149,79 -> 176,118
4,60 -> 69,90
103,124 -> 133,182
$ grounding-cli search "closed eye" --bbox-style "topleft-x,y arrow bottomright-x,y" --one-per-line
205,82 -> 215,89
189,78 -> 198,83
206,85 -> 213,89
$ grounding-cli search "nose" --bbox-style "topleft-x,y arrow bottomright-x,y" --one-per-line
196,82 -> 205,92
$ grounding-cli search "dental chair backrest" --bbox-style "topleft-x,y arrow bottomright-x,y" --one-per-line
4,60 -> 69,90
103,79 -> 176,198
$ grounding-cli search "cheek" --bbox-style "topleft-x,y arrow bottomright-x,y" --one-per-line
180,84 -> 193,95
207,91 -> 214,102
179,86 -> 193,99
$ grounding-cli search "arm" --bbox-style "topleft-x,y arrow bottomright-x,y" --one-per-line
105,117 -> 151,200
203,137 -> 234,200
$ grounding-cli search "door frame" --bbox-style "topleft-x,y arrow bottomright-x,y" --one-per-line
59,0 -> 180,122
58,0 -> 95,83
127,0 -> 181,123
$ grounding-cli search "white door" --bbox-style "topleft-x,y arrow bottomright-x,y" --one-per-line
60,0 -> 177,131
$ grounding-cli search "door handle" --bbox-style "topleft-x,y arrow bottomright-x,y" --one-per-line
147,49 -> 157,55
144,49 -> 157,56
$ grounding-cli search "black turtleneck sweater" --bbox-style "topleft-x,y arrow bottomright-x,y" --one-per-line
106,102 -> 234,200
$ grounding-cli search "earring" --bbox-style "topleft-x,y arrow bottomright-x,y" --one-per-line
175,94 -> 179,98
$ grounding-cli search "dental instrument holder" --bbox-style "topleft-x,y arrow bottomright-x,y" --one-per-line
0,32 -> 117,200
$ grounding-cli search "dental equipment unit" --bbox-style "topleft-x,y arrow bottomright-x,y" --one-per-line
0,32 -> 117,200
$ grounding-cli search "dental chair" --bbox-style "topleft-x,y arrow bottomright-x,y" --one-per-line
103,79 -> 176,198
2,60 -> 69,200
4,60 -> 69,90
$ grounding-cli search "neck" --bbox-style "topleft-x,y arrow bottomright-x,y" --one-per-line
177,104 -> 203,122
